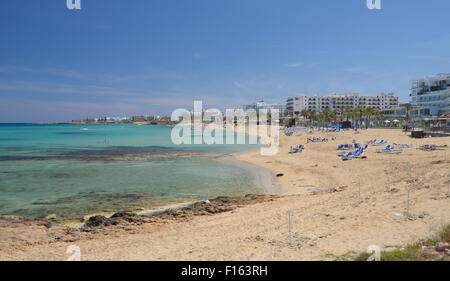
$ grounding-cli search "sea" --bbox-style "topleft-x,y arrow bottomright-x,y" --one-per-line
0,123 -> 270,221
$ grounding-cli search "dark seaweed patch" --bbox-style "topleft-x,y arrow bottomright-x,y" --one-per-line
54,131 -> 96,135
0,146 -> 198,162
0,138 -> 22,141
49,173 -> 71,179
32,193 -> 144,207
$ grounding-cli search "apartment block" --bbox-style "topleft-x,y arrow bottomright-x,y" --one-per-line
410,73 -> 450,116
286,93 -> 399,117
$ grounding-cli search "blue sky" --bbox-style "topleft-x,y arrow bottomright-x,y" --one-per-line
1,0 -> 450,122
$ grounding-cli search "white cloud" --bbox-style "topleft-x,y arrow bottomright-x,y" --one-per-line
284,62 -> 304,68
0,92 -> 258,122
0,81 -> 140,97
0,65 -> 88,80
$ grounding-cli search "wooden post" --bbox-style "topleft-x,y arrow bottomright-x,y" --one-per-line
387,153 -> 393,191
447,180 -> 450,198
288,211 -> 293,246
359,176 -> 362,201
406,188 -> 411,218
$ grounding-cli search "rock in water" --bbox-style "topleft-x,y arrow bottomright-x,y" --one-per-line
85,215 -> 114,227
45,214 -> 57,220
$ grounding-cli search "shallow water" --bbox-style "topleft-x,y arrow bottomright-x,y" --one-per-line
0,124 -> 266,221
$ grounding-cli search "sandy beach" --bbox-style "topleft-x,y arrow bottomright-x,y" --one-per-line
1,128 -> 449,261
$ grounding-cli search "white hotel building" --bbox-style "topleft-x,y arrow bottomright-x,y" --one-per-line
410,73 -> 450,116
242,101 -> 284,114
286,93 -> 399,117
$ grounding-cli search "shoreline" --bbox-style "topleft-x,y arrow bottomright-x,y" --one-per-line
0,122 -> 273,224
96,125 -> 282,223
0,146 -> 278,227
218,153 -> 282,195
69,150 -> 281,226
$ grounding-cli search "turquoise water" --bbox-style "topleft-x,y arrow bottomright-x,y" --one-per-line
0,124 -> 263,221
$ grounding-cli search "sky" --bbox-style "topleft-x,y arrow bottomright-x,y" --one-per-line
1,0 -> 450,122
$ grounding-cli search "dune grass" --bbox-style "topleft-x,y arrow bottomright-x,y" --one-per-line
354,224 -> 450,261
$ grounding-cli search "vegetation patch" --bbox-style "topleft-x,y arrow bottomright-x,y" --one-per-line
354,224 -> 450,261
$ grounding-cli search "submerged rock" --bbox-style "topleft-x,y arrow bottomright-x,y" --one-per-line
45,214 -> 57,220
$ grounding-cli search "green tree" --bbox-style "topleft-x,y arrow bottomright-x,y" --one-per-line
301,110 -> 316,125
334,108 -> 344,123
343,106 -> 353,122
355,105 -> 366,128
401,103 -> 413,133
364,107 -> 379,128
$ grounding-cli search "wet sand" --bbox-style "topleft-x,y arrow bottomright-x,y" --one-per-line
218,155 -> 282,195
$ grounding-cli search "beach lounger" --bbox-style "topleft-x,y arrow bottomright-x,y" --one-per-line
339,147 -> 367,160
337,144 -> 353,150
376,145 -> 403,153
289,145 -> 305,154
393,143 -> 412,148
372,140 -> 387,146
289,146 -> 299,153
417,144 -> 448,151
353,147 -> 367,157
340,148 -> 366,160
376,145 -> 393,152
